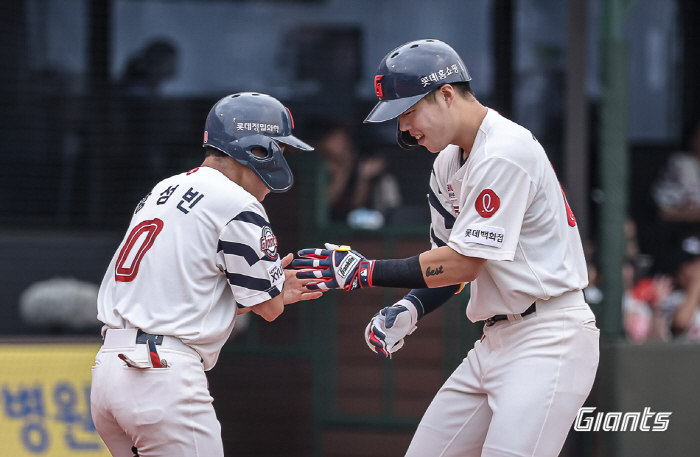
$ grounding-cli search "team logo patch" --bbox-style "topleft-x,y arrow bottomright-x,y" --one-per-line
475,189 -> 500,218
260,226 -> 278,259
464,225 -> 505,248
374,75 -> 384,99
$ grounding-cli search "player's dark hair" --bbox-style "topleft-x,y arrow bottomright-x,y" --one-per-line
425,81 -> 474,103
204,145 -> 227,158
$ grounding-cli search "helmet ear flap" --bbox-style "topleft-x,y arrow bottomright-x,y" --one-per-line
397,123 -> 420,150
236,135 -> 293,193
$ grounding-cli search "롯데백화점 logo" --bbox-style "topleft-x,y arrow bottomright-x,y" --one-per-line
574,407 -> 671,432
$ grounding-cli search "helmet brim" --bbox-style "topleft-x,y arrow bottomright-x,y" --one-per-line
275,134 -> 314,151
363,93 -> 427,123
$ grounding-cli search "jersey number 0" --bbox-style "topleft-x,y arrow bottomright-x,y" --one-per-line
115,219 -> 164,282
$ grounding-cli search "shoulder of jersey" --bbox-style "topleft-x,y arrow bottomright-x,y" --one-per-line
180,167 -> 260,209
480,112 -> 545,163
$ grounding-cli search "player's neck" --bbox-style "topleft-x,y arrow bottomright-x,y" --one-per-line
454,101 -> 487,157
201,155 -> 238,182
201,156 -> 269,201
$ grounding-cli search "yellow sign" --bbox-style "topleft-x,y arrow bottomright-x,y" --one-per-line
0,344 -> 109,456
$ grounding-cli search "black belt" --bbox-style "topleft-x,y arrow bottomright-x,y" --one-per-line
136,329 -> 163,345
484,302 -> 536,327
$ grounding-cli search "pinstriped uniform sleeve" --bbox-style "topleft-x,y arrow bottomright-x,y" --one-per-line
218,203 -> 284,308
428,164 -> 456,250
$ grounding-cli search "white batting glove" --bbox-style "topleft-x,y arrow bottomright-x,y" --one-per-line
365,299 -> 418,358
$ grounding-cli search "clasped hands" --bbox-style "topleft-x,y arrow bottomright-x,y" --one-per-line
290,243 -> 417,358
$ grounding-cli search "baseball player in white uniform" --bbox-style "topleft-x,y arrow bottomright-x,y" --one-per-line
91,92 -> 321,457
292,40 -> 599,457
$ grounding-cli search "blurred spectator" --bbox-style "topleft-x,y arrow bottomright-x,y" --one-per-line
661,235 -> 700,341
307,117 -> 401,223
652,118 -> 700,223
585,218 -> 673,342
110,38 -> 181,220
624,267 -> 672,343
118,38 -> 178,97
582,261 -> 603,306
622,218 -> 670,342
584,219 -> 647,302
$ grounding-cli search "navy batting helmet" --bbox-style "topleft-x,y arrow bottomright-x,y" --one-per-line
203,92 -> 313,192
364,39 -> 471,149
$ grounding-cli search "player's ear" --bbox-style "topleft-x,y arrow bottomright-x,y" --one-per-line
440,84 -> 455,107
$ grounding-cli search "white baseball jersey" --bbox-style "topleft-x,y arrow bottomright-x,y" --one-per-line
428,109 -> 588,321
97,166 -> 284,370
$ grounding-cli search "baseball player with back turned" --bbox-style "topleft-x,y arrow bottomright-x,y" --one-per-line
91,92 -> 322,457
293,39 -> 600,457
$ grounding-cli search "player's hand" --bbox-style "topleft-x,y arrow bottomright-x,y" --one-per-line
280,253 -> 324,304
291,243 -> 374,291
365,299 -> 418,358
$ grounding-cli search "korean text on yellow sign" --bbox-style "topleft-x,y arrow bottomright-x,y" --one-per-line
0,344 -> 109,456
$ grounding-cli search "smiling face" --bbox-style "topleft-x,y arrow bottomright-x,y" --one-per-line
397,90 -> 453,153
397,83 -> 487,155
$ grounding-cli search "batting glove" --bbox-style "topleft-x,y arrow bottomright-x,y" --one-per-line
365,299 -> 419,358
292,243 -> 374,291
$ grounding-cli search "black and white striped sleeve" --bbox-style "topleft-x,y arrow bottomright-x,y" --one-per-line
218,205 -> 285,308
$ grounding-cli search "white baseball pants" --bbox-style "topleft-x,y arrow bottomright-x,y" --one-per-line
91,329 -> 223,457
405,291 -> 600,457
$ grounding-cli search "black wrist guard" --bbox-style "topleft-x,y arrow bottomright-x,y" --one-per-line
371,255 -> 428,289
403,284 -> 462,319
